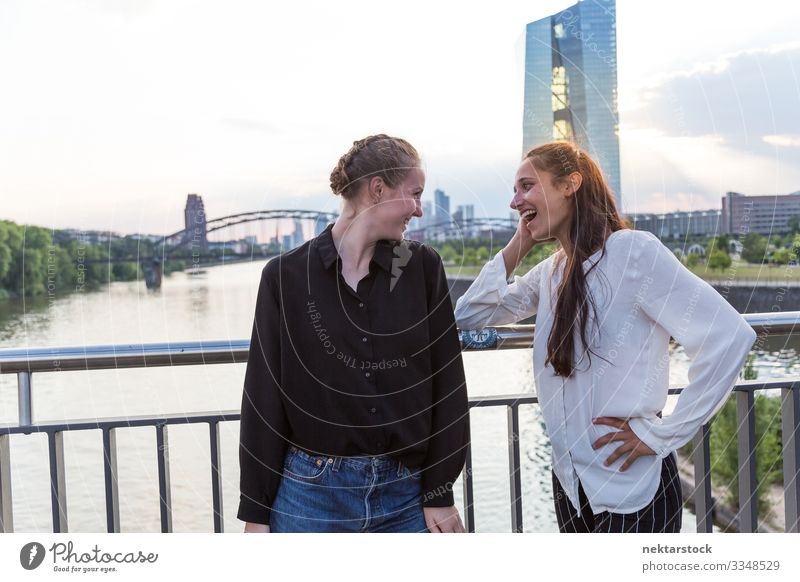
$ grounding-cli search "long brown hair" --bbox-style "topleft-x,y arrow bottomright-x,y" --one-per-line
524,142 -> 630,378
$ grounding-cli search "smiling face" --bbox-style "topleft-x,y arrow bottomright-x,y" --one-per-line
370,166 -> 425,241
510,158 -> 576,243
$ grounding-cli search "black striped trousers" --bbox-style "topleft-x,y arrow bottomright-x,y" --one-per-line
552,452 -> 683,533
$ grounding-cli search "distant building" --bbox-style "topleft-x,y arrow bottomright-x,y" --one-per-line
454,204 -> 475,237
314,215 -> 331,236
409,200 -> 434,233
183,194 -> 208,251
523,0 -> 621,208
722,191 -> 800,236
434,189 -> 450,224
626,209 -> 721,239
292,219 -> 304,248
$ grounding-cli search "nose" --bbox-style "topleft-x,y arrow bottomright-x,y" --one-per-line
412,200 -> 423,218
510,192 -> 523,211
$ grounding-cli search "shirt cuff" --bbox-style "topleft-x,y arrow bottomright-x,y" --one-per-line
237,496 -> 272,525
422,486 -> 456,508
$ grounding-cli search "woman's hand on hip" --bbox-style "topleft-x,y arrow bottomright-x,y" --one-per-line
591,417 -> 656,471
424,506 -> 466,533
243,522 -> 270,533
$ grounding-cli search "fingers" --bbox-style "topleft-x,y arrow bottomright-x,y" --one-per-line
592,416 -> 628,429
620,450 -> 642,472
425,509 -> 466,533
591,429 -> 627,449
602,437 -> 656,471
425,514 -> 441,533
604,440 -> 636,466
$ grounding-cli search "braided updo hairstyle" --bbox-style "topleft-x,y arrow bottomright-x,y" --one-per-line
329,134 -> 420,199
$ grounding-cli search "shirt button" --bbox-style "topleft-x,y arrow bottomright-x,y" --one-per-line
362,336 -> 368,342
358,302 -> 364,308
365,372 -> 371,378
370,407 -> 377,413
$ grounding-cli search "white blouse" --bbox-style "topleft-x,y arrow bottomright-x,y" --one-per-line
454,229 -> 757,516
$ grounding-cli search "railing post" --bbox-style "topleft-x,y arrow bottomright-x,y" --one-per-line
102,428 -> 121,533
0,434 -> 13,532
507,403 -> 523,533
462,443 -> 475,533
782,384 -> 800,532
736,390 -> 758,532
156,423 -> 173,533
17,372 -> 32,427
692,424 -> 713,532
209,421 -> 224,533
47,431 -> 68,532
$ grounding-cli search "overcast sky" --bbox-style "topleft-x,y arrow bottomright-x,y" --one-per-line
1,0 -> 799,237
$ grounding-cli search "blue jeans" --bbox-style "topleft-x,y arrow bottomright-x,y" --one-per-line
270,446 -> 429,532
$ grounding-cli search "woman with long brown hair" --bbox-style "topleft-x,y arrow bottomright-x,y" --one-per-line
455,142 -> 756,532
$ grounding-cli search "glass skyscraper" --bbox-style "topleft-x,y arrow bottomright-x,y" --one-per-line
523,0 -> 621,208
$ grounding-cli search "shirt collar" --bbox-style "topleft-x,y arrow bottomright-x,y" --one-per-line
314,222 -> 395,273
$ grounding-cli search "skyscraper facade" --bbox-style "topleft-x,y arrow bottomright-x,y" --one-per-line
183,193 -> 208,250
523,0 -> 621,208
434,188 -> 450,224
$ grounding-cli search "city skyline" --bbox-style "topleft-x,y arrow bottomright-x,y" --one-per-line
1,0 -> 800,236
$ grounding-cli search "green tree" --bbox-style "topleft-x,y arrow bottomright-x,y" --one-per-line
707,249 -> 732,271
686,253 -> 700,268
462,248 -> 477,266
706,235 -> 730,258
741,233 -> 768,264
439,244 -> 457,264
772,248 -> 791,265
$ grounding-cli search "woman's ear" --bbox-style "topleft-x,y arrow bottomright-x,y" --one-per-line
569,171 -> 583,194
368,176 -> 384,204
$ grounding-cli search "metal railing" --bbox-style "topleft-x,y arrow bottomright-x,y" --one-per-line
0,312 -> 798,533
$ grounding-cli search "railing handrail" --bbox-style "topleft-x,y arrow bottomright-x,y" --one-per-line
1,310 -> 798,374
0,311 -> 798,534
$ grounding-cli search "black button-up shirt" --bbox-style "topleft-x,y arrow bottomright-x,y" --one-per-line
237,223 -> 470,525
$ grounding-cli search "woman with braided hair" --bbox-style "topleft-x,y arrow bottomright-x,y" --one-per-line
239,134 -> 470,533
455,142 -> 756,533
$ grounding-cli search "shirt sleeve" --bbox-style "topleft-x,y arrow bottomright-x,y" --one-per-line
421,246 -> 471,507
454,249 -> 546,330
237,262 -> 290,525
626,232 -> 758,457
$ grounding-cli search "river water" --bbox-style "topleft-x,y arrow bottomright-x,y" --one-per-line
1,260 -> 796,532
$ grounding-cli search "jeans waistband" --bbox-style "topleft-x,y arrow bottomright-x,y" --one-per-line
287,445 -> 413,476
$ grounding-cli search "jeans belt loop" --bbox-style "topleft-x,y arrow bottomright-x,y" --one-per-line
331,456 -> 342,472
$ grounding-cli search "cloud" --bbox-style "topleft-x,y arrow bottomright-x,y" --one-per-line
621,43 -> 800,212
625,43 -> 800,153
763,134 -> 800,147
